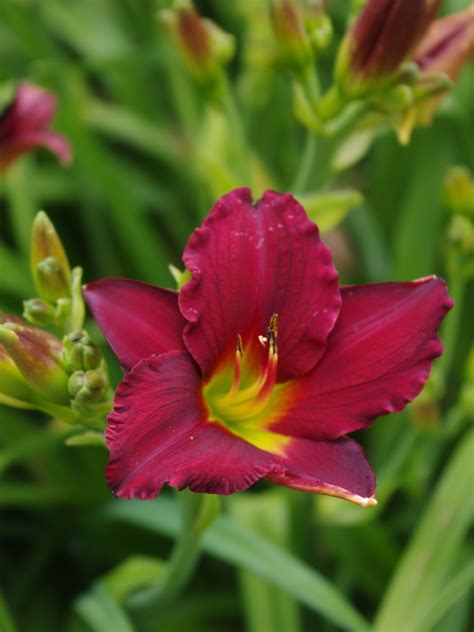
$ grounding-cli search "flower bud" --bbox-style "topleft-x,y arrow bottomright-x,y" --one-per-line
0,321 -> 69,404
23,298 -> 56,327
414,7 -> 474,80
270,0 -> 313,73
0,345 -> 36,403
169,264 -> 192,290
35,257 -> 70,302
68,366 -> 109,403
443,167 -> 474,218
160,4 -> 234,86
336,0 -> 436,97
304,1 -> 333,53
31,211 -> 71,301
62,330 -> 102,371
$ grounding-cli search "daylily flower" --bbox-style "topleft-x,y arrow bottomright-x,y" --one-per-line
0,83 -> 72,173
84,189 -> 452,506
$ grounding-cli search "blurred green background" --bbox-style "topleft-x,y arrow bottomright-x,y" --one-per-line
0,1 -> 473,631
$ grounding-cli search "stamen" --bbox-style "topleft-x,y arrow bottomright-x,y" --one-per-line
229,333 -> 243,394
257,314 -> 278,402
214,314 -> 280,421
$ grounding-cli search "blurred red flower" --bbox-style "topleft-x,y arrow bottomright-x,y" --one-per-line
0,83 -> 72,173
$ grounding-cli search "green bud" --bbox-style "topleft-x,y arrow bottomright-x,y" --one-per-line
0,322 -> 69,404
443,167 -> 474,218
372,84 -> 414,113
23,298 -> 56,327
0,344 -> 36,403
169,264 -> 192,290
35,256 -> 70,302
448,215 -> 474,255
68,366 -> 109,403
159,4 -> 234,87
31,211 -> 71,301
304,1 -> 333,53
62,330 -> 102,371
270,0 -> 313,74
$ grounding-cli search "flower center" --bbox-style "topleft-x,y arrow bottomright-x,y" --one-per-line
204,314 -> 291,454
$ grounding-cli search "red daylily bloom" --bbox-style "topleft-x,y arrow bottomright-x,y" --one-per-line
0,83 -> 72,173
84,189 -> 452,506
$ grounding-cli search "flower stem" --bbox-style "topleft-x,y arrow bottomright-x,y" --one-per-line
127,490 -> 219,611
437,275 -> 465,378
292,134 -> 317,193
220,81 -> 252,186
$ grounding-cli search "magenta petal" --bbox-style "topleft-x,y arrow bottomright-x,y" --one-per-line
84,278 -> 187,371
179,188 -> 341,381
19,131 -> 72,165
13,84 -> 57,130
271,276 -> 453,440
267,437 -> 376,506
106,351 -> 284,498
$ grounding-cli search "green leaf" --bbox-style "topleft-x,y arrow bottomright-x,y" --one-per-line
230,492 -> 302,632
75,583 -> 135,632
0,587 -> 17,632
374,430 -> 474,631
105,497 -> 370,632
298,189 -> 363,234
103,556 -> 167,603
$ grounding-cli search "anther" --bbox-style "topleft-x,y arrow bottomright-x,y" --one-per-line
267,313 -> 278,355
230,333 -> 243,394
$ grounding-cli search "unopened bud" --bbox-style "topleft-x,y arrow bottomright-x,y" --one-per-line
35,256 -> 70,302
62,330 -> 102,371
23,298 -> 56,327
68,366 -> 109,403
270,0 -> 313,73
31,211 -> 71,301
0,321 -> 68,404
169,264 -> 192,290
0,344 -> 36,403
414,7 -> 474,80
304,1 -> 333,53
443,167 -> 474,218
336,0 -> 436,97
372,84 -> 414,113
160,5 -> 234,86
447,215 -> 474,256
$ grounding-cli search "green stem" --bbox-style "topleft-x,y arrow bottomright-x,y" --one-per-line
300,66 -> 321,111
437,275 -> 465,378
127,490 -> 215,612
292,133 -> 317,193
220,81 -> 252,186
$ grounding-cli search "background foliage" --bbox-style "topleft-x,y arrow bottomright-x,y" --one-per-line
0,1 -> 473,631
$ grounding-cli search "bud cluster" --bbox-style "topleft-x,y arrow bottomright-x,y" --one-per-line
25,211 -> 85,332
0,212 -> 111,430
268,0 -> 474,165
